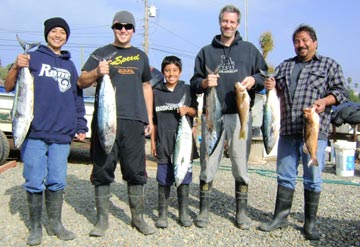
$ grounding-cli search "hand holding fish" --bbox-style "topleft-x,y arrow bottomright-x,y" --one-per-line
202,73 -> 219,89
178,106 -> 189,117
240,76 -> 256,90
96,60 -> 110,77
264,77 -> 276,90
14,54 -> 30,69
312,94 -> 337,114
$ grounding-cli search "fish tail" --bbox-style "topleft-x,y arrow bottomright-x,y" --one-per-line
239,130 -> 246,139
307,158 -> 319,167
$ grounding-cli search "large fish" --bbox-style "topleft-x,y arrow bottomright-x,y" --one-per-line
204,65 -> 223,158
303,107 -> 320,167
11,35 -> 39,148
173,95 -> 193,187
234,82 -> 250,139
261,89 -> 280,154
92,53 -> 117,154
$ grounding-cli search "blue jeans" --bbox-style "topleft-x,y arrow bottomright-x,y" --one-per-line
21,138 -> 70,193
276,135 -> 327,192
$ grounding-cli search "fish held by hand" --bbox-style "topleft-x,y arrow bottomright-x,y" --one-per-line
303,107 -> 320,167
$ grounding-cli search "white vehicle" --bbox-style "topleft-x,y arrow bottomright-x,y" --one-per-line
0,67 -> 163,165
0,86 -> 95,165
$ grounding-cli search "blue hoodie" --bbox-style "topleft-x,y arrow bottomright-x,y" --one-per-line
27,45 -> 87,144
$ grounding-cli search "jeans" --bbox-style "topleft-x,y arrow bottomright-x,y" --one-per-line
276,135 -> 327,192
21,138 -> 70,193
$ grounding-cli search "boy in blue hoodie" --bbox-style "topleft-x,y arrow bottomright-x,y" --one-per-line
5,17 -> 87,246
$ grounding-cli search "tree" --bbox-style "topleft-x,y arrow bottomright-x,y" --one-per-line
348,89 -> 360,103
347,77 -> 352,89
259,31 -> 274,73
0,66 -> 8,82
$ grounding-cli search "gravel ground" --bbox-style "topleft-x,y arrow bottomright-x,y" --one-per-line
0,140 -> 359,247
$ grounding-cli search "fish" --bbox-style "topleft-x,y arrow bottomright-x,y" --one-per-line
173,95 -> 193,187
91,52 -> 117,154
303,107 -> 320,167
11,35 -> 39,148
261,88 -> 280,154
204,65 -> 223,158
234,82 -> 250,139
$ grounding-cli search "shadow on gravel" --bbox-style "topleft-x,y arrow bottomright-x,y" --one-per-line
4,185 -> 30,229
291,211 -> 360,246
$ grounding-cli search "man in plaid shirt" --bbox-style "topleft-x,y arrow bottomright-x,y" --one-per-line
259,24 -> 348,240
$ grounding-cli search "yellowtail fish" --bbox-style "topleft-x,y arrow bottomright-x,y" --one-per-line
11,35 -> 39,148
261,88 -> 280,154
303,107 -> 320,166
173,95 -> 193,187
91,52 -> 117,154
204,65 -> 223,158
234,82 -> 250,139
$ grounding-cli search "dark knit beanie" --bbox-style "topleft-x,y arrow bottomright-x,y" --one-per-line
111,11 -> 136,32
44,17 -> 70,42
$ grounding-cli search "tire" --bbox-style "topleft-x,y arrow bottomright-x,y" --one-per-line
0,130 -> 10,166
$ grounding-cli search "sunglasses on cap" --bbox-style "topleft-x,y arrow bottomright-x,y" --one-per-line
112,23 -> 134,31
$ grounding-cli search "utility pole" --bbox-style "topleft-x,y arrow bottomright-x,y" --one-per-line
143,0 -> 156,55
144,0 -> 149,54
244,0 -> 248,41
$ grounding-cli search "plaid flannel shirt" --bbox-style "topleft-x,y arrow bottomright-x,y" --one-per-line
274,53 -> 348,138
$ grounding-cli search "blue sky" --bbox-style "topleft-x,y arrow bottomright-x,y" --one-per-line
0,0 -> 359,89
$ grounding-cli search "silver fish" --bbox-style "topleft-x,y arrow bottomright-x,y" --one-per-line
204,65 -> 223,158
261,88 -> 280,154
11,35 -> 39,148
173,95 -> 193,187
92,52 -> 117,154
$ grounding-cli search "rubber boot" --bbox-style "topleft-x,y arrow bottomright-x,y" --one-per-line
26,192 -> 43,246
128,184 -> 155,235
89,185 -> 110,237
45,190 -> 75,241
235,181 -> 251,230
303,189 -> 321,240
155,185 -> 170,228
259,185 -> 294,232
177,184 -> 192,227
194,180 -> 212,228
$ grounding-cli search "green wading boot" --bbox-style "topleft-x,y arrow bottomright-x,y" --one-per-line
177,184 -> 192,227
194,180 -> 212,228
89,185 -> 110,237
128,184 -> 155,235
26,191 -> 43,246
259,185 -> 294,232
155,185 -> 170,228
235,181 -> 251,230
45,190 -> 75,241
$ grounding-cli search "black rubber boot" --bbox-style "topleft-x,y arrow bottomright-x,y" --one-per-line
194,180 -> 212,228
26,191 -> 43,246
177,184 -> 192,227
155,185 -> 170,228
303,189 -> 321,240
45,190 -> 75,241
235,181 -> 251,230
89,185 -> 110,237
128,184 -> 155,235
259,185 -> 294,232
